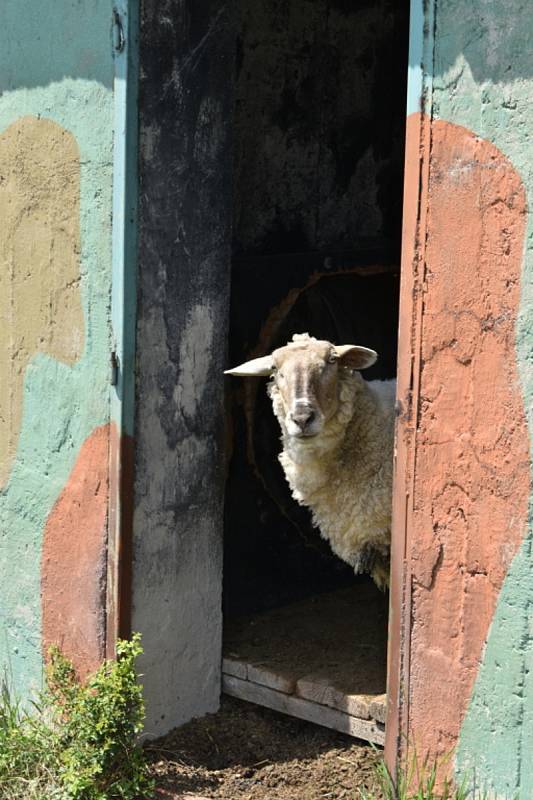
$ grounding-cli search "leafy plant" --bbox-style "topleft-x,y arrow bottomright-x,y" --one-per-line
0,634 -> 154,800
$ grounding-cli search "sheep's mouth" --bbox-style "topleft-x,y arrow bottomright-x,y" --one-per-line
292,430 -> 319,440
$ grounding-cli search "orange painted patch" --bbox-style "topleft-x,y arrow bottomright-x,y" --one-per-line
403,118 -> 529,760
41,424 -> 110,677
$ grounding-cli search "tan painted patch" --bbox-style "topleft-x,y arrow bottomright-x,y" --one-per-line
41,424 -> 110,677
396,117 -> 529,765
0,116 -> 84,486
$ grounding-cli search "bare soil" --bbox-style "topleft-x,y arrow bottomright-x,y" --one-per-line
146,695 -> 384,800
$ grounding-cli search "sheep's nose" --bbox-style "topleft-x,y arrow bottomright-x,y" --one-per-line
291,407 -> 316,430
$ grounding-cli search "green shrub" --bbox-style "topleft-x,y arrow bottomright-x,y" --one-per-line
0,634 -> 154,800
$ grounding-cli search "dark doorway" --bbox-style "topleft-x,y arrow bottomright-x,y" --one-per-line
223,0 -> 409,740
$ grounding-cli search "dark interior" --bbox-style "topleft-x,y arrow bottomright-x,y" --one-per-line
224,0 -> 409,620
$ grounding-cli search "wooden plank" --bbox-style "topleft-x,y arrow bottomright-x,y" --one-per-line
223,657 -> 296,692
223,660 -> 386,723
223,586 -> 388,736
222,656 -> 248,680
223,674 -> 385,746
247,664 -> 296,694
296,674 -> 372,720
369,694 -> 387,724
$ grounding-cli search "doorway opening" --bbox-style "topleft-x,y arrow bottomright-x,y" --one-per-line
224,0 -> 409,743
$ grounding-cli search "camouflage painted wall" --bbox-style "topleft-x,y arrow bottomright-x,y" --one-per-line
0,1 -> 117,694
391,0 -> 533,795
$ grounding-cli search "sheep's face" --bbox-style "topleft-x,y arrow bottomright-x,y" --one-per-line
271,340 -> 340,439
225,333 -> 378,441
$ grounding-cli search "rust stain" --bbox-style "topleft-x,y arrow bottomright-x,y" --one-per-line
106,425 -> 135,656
386,109 -> 433,769
41,424 -> 110,677
404,118 -> 529,763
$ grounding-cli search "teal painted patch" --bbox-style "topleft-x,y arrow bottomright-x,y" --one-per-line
0,2 -> 113,92
427,0 -> 533,794
111,0 -> 139,439
457,534 -> 533,797
406,0 -> 433,116
0,1 -> 115,697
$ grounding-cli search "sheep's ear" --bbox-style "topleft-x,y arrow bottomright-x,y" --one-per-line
224,355 -> 274,377
334,345 -> 378,370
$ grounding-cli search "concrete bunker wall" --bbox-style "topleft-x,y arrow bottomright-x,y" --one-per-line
1,0 -> 532,790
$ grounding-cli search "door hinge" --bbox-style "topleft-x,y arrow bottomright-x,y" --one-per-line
110,351 -> 120,386
113,9 -> 125,53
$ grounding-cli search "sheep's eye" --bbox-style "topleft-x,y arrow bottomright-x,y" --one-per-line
278,371 -> 284,380
327,355 -> 337,364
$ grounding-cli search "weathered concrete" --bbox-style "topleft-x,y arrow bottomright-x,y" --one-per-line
133,0 -> 236,735
0,0 -> 115,696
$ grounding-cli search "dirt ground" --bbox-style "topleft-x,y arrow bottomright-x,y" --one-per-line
146,695 -> 384,800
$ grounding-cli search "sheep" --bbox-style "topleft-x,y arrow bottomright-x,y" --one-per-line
225,333 -> 395,589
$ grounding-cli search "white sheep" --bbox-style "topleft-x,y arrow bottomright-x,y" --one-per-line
226,333 -> 395,589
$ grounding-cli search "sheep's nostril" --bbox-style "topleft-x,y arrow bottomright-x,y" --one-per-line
292,408 -> 315,429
